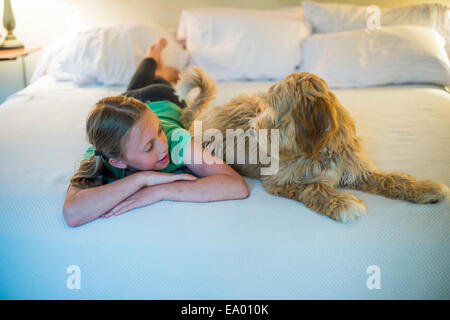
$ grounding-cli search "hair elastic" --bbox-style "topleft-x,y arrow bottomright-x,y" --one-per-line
94,149 -> 103,157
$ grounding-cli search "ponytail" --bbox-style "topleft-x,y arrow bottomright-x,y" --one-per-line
70,153 -> 105,189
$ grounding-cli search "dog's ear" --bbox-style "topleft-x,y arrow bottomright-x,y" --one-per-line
293,73 -> 338,158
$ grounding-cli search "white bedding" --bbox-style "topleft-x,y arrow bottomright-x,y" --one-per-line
0,76 -> 449,299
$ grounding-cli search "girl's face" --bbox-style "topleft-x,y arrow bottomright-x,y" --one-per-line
121,110 -> 169,171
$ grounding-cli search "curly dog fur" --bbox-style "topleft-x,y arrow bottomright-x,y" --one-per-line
176,67 -> 448,223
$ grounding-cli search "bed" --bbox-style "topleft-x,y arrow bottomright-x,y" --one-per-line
0,2 -> 449,300
0,74 -> 449,299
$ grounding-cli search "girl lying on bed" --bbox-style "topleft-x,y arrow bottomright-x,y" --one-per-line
63,38 -> 249,227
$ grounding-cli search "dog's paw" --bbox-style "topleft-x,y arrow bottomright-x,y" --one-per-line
338,199 -> 367,223
328,193 -> 367,223
413,181 -> 448,204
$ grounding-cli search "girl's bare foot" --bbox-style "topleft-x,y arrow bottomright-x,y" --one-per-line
146,38 -> 168,68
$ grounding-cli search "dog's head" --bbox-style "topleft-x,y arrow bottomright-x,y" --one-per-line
265,72 -> 339,158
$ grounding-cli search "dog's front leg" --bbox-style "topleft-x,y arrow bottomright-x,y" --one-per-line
262,180 -> 367,223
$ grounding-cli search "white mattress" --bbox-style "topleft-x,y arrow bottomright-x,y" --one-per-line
0,75 -> 449,299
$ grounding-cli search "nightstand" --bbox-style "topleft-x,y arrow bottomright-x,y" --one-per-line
0,47 -> 41,104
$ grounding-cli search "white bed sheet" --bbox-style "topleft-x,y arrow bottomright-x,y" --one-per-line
0,76 -> 449,299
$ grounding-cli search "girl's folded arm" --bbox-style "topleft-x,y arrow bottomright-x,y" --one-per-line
154,173 -> 249,202
156,139 -> 249,202
62,172 -> 146,227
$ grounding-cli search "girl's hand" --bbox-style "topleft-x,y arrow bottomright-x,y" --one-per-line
101,172 -> 198,219
102,186 -> 162,218
141,171 -> 197,187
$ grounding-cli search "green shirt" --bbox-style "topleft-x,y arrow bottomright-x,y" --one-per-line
81,100 -> 193,184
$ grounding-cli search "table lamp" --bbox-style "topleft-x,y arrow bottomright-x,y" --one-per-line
0,0 -> 24,50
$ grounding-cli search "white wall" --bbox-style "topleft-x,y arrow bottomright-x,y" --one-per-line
5,0 -> 448,50
5,0 -> 299,49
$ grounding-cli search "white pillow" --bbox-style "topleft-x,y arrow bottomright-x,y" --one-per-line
30,33 -> 80,84
302,1 -> 450,56
299,25 -> 450,88
49,24 -> 189,86
177,7 -> 311,81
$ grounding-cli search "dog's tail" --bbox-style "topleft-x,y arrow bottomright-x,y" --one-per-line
176,66 -> 216,129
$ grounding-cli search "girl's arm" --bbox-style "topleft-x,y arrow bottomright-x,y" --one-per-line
63,173 -> 146,227
63,171 -> 197,227
158,139 -> 249,202
154,173 -> 248,203
102,140 -> 249,217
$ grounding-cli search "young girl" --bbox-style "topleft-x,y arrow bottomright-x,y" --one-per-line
63,38 -> 249,227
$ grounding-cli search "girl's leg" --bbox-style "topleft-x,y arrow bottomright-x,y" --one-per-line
126,60 -> 177,91
124,84 -> 186,108
123,38 -> 185,107
126,57 -> 158,91
126,38 -> 167,91
153,76 -> 171,86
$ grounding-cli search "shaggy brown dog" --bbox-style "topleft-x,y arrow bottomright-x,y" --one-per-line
176,67 -> 448,223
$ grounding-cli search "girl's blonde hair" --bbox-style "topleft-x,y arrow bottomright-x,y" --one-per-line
70,95 -> 149,189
